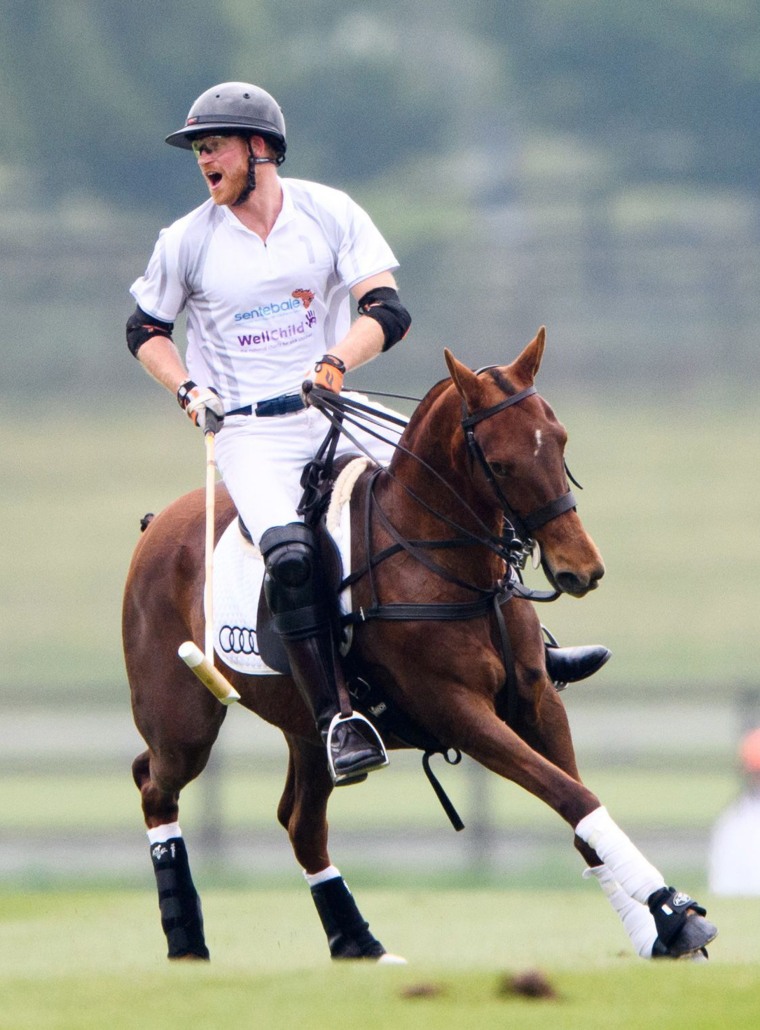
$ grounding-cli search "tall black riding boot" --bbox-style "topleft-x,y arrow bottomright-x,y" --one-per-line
545,643 -> 611,690
284,631 -> 389,784
542,624 -> 611,690
260,523 -> 388,786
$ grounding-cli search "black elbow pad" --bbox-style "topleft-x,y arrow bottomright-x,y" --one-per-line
357,287 -> 411,351
126,306 -> 175,357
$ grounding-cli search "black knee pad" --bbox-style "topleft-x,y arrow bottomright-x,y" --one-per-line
260,524 -> 326,635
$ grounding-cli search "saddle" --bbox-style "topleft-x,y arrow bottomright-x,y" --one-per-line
239,460 -> 458,742
207,452 -> 359,677
217,454 -> 467,828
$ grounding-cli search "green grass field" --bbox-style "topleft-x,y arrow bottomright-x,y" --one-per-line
1,886 -> 759,1029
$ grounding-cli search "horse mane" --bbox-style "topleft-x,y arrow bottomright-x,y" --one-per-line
394,375 -> 454,458
394,362 -> 518,460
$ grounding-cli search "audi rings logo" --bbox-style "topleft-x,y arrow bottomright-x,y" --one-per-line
220,624 -> 260,656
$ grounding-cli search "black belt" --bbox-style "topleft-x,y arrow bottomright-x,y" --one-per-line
227,393 -> 306,418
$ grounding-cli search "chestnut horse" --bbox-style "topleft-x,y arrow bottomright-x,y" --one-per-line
123,329 -> 716,964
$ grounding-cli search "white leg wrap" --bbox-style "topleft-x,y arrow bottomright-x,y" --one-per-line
575,806 -> 665,905
303,864 -> 342,888
583,865 -> 659,958
146,821 -> 182,844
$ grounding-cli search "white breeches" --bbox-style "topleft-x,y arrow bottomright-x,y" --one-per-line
214,392 -> 401,546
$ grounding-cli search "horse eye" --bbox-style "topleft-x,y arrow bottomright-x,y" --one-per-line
489,461 -> 511,478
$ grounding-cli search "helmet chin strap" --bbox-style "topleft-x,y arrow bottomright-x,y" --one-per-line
232,139 -> 278,207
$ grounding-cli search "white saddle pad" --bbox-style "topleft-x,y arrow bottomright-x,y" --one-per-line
212,457 -> 372,675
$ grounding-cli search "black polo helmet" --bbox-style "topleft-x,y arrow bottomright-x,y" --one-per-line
165,81 -> 287,160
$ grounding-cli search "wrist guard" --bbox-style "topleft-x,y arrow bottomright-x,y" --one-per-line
313,354 -> 346,392
176,380 -> 198,410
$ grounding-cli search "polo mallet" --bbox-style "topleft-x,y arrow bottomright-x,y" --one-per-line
178,409 -> 241,705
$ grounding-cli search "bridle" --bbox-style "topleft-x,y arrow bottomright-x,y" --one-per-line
300,377 -> 579,585
460,380 -> 578,553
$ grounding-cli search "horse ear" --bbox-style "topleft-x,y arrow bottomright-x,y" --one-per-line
444,348 -> 486,412
509,326 -> 546,383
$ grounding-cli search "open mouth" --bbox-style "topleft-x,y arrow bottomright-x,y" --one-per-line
207,172 -> 223,188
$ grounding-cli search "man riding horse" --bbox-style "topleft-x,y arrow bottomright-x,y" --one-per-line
127,80 -> 608,787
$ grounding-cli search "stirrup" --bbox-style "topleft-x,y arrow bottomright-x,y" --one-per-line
325,712 -> 389,786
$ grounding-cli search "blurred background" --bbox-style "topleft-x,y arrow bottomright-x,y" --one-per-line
1,0 -> 759,891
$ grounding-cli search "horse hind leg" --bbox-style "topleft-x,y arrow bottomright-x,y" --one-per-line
278,737 -> 406,964
132,749 -> 210,961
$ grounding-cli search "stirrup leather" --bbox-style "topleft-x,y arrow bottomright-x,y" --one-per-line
325,712 -> 389,786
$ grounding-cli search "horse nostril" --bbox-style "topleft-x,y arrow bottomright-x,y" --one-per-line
554,570 -> 599,596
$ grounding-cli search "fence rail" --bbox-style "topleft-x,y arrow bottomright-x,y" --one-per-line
2,682 -> 758,885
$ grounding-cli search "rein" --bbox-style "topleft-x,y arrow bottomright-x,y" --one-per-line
301,379 -> 577,633
304,384 -> 566,606
303,380 -> 569,830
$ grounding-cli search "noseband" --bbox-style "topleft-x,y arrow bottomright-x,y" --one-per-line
461,383 -> 577,547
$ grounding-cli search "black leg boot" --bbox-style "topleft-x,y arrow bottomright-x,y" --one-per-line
260,523 -> 388,785
149,837 -> 209,960
310,875 -> 387,959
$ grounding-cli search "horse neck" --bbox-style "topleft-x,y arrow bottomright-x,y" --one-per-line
382,384 -> 503,554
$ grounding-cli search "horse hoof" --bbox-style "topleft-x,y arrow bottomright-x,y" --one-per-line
652,915 -> 717,959
377,952 -> 408,965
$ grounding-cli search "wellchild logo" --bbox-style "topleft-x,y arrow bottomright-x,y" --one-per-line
237,323 -> 307,347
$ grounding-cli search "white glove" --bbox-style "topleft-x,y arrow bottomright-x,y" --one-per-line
176,380 -> 225,431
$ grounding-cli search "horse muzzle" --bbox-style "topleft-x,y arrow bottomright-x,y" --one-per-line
543,560 -> 605,598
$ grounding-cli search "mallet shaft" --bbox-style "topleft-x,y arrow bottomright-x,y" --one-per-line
178,641 -> 241,705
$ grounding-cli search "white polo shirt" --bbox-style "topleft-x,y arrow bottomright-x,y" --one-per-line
130,177 -> 398,410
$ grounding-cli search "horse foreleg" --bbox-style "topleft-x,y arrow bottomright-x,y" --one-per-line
512,682 -> 657,952
500,608 -> 716,959
132,747 -> 211,961
440,693 -> 717,959
278,735 -> 405,964
442,689 -> 602,827
528,719 -> 716,960
574,806 -> 717,959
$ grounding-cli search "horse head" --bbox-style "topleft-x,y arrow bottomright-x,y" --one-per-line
444,327 -> 605,598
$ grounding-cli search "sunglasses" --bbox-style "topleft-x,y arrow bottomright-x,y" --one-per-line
190,135 -> 236,157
